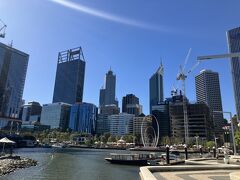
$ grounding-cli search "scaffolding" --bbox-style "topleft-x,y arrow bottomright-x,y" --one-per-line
58,47 -> 85,64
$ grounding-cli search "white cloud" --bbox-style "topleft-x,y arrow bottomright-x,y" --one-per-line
49,0 -> 172,32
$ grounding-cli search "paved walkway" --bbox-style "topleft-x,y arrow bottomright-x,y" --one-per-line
153,170 -> 236,180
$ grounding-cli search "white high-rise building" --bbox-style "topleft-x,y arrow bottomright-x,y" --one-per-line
195,69 -> 224,136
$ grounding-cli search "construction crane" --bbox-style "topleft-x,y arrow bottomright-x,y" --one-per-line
176,48 -> 200,145
0,19 -> 7,38
197,53 -> 240,61
197,52 -> 240,123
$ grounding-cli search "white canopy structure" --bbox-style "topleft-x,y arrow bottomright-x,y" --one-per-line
0,137 -> 15,154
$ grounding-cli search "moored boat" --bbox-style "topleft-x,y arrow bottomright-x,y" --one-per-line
51,143 -> 66,148
105,153 -> 157,166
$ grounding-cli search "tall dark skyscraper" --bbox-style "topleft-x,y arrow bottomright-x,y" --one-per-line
122,94 -> 142,116
149,62 -> 164,113
53,47 -> 85,104
195,69 -> 224,136
0,42 -> 29,118
99,69 -> 118,108
227,27 -> 240,118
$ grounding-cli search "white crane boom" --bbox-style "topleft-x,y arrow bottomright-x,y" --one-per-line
0,19 -> 7,38
197,53 -> 240,61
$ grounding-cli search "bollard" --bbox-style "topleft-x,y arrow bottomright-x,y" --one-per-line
166,145 -> 170,165
199,146 -> 203,155
213,146 -> 216,158
184,144 -> 188,160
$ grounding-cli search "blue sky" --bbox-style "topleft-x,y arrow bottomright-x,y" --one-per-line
0,0 -> 240,117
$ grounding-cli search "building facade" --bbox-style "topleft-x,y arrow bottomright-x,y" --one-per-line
52,47 -> 85,104
170,100 -> 213,140
99,69 -> 118,108
109,113 -> 134,136
149,63 -> 164,113
69,103 -> 98,134
122,94 -> 142,116
133,114 -> 152,136
0,42 -> 29,118
151,101 -> 170,138
40,102 -> 71,130
227,27 -> 240,118
96,104 -> 119,135
21,101 -> 42,122
195,69 -> 224,136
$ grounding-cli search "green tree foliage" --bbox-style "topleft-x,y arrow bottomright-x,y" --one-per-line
235,131 -> 240,147
108,135 -> 116,142
204,141 -> 215,148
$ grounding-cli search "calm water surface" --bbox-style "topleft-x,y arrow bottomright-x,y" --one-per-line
1,148 -> 140,180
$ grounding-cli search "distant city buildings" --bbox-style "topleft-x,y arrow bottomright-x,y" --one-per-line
149,63 -> 164,113
122,94 -> 142,116
40,102 -> 71,130
99,104 -> 119,115
0,42 -> 29,118
109,113 -> 134,136
69,102 -> 98,134
96,104 -> 119,135
99,69 -> 118,109
52,47 -> 85,104
195,69 -> 224,136
227,27 -> 240,118
20,101 -> 42,122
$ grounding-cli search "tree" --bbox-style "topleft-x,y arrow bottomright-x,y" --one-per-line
235,131 -> 240,147
100,135 -> 107,143
108,135 -> 116,142
103,133 -> 111,141
205,141 -> 215,148
123,135 -> 134,143
161,136 -> 170,146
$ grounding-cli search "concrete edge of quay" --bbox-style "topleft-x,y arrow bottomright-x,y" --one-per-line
230,172 -> 240,180
139,162 -> 240,180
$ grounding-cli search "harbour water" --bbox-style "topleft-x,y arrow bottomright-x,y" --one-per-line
1,148 -> 140,180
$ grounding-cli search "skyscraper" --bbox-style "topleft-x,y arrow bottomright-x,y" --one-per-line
149,63 -> 164,113
227,27 -> 240,118
0,42 -> 29,118
122,94 -> 142,116
195,69 -> 224,136
99,69 -> 118,108
53,47 -> 85,104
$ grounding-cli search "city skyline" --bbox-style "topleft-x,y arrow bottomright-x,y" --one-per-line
1,0 -> 240,116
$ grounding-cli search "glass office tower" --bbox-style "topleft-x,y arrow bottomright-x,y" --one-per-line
53,47 -> 85,104
149,63 -> 164,113
0,42 -> 29,118
69,103 -> 98,134
227,27 -> 240,118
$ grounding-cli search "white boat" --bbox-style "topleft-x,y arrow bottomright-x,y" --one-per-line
51,143 -> 66,148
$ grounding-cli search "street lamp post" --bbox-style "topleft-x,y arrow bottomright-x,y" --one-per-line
194,136 -> 199,149
213,111 -> 237,155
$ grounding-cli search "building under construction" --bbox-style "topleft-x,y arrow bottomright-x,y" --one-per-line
169,95 -> 213,141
